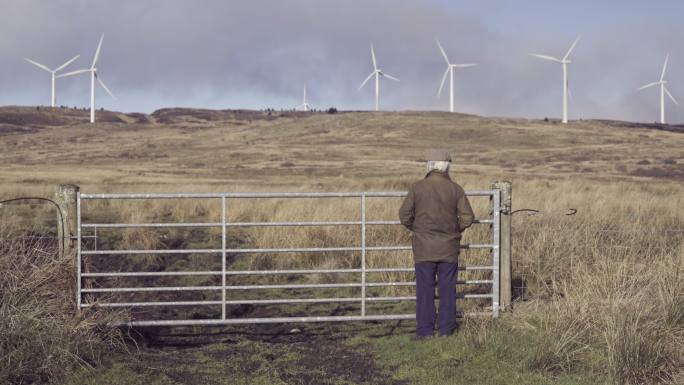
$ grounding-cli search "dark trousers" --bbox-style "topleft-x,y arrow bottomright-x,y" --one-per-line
415,261 -> 458,336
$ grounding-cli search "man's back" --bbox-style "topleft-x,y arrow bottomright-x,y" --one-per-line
399,170 -> 474,264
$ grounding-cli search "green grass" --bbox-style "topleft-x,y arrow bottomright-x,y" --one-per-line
355,321 -> 609,385
59,317 -> 611,385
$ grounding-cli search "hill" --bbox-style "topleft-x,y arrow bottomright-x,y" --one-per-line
0,106 -> 682,194
1,106 -> 683,385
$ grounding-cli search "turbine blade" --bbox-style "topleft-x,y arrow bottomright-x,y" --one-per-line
530,53 -> 562,63
92,33 -> 104,68
55,55 -> 80,72
371,43 -> 377,70
437,67 -> 449,97
563,36 -> 581,61
664,87 -> 678,105
24,58 -> 52,72
96,74 -> 116,99
383,73 -> 400,82
660,53 -> 669,82
452,63 -> 477,68
56,69 -> 90,78
435,38 -> 450,64
359,72 -> 375,89
637,82 -> 660,91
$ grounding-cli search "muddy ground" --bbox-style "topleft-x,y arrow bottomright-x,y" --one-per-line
106,321 -> 414,385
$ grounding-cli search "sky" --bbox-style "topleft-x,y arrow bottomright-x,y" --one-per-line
1,0 -> 683,123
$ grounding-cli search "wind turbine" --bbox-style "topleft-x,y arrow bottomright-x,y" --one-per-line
436,39 -> 476,113
530,36 -> 581,123
638,53 -> 678,124
58,33 -> 115,123
359,44 -> 399,111
297,84 -> 311,111
24,55 -> 80,107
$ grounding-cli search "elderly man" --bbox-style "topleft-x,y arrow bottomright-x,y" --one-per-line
399,150 -> 474,339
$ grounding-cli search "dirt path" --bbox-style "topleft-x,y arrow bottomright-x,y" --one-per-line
110,322 -> 411,385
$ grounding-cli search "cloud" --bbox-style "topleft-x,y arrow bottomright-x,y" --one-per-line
0,0 -> 682,123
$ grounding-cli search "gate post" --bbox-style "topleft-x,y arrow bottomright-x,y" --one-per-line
55,184 -> 80,257
491,180 -> 512,310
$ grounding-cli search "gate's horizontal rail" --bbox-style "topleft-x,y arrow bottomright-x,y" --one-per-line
84,293 -> 494,308
81,219 -> 493,228
81,244 -> 494,255
80,191 -> 496,199
115,312 -> 495,327
82,280 -> 493,293
81,265 -> 494,277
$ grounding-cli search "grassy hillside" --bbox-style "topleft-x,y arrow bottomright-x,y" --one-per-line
1,106 -> 683,385
1,106 -> 682,194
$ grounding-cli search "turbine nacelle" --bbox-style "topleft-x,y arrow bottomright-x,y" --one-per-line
24,54 -> 80,107
638,53 -> 678,123
359,43 -> 399,111
530,36 -> 581,123
435,38 -> 476,112
54,33 -> 115,122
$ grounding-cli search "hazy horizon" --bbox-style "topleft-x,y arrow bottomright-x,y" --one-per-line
1,0 -> 683,124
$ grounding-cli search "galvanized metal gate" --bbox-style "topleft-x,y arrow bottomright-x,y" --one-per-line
76,190 -> 501,326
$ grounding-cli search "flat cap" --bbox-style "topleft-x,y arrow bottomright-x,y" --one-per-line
425,149 -> 452,162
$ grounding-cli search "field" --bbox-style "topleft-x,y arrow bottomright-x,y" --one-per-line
1,106 -> 683,385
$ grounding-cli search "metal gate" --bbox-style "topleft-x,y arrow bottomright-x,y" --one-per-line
77,190 -> 501,326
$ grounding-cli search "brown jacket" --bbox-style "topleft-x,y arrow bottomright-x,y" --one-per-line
398,170 -> 474,264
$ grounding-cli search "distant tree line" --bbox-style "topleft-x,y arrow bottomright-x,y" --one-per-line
260,107 -> 338,114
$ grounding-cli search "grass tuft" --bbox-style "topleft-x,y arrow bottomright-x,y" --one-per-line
0,238 -> 128,385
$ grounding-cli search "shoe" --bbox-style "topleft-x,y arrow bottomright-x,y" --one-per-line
438,325 -> 459,337
410,334 -> 434,341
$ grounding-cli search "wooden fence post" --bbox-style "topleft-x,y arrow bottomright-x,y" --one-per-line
55,184 -> 79,257
491,180 -> 512,310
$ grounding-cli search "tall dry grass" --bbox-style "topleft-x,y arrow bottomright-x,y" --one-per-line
3,175 -> 682,384
503,180 -> 684,384
0,235 -> 128,384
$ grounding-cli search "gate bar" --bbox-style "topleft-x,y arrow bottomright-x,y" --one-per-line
76,192 -> 82,309
221,196 -> 226,320
84,293 -> 495,308
81,281 -> 492,293
80,244 -> 494,255
80,219 -> 493,228
81,266 -> 494,277
491,189 -> 501,317
116,312 -> 497,327
80,191 -> 496,199
361,193 -> 367,316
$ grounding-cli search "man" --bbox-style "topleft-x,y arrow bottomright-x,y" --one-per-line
399,149 -> 474,340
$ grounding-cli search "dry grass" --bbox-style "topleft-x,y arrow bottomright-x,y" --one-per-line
1,107 -> 683,383
0,236 -> 128,384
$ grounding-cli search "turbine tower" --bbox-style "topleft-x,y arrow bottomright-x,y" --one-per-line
359,44 -> 399,111
638,54 -> 678,124
531,36 -> 581,123
297,84 -> 311,111
58,33 -> 115,123
436,39 -> 476,113
24,55 -> 80,107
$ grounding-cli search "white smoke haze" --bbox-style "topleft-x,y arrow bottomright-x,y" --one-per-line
0,0 -> 682,123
